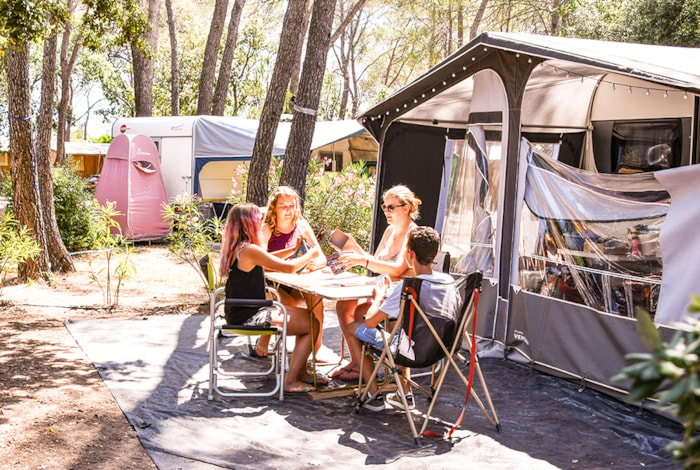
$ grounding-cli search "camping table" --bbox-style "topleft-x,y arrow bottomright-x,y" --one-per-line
266,270 -> 376,393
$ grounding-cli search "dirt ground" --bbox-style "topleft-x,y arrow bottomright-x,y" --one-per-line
0,245 -> 208,470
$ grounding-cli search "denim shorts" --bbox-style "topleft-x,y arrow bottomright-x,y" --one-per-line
354,323 -> 399,350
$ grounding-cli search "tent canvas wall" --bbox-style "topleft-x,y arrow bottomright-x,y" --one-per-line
111,116 -> 376,201
95,134 -> 170,240
359,32 -> 700,399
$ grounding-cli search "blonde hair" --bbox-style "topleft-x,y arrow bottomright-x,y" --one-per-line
383,185 -> 421,221
264,186 -> 301,235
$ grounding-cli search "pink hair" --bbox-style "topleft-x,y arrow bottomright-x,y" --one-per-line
219,203 -> 262,277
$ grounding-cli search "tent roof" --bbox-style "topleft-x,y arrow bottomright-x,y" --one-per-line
358,32 -> 700,134
187,116 -> 368,159
64,141 -> 110,156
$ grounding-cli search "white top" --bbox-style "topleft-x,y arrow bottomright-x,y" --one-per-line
380,272 -> 462,321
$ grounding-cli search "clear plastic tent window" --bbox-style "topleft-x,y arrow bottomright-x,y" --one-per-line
441,133 -> 500,277
517,139 -> 669,318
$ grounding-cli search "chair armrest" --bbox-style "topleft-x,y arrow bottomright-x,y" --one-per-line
224,298 -> 274,308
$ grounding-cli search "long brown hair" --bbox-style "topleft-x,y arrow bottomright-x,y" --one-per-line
264,186 -> 301,235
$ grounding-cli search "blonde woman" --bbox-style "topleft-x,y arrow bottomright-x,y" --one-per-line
331,185 -> 421,381
256,186 -> 337,363
219,203 -> 322,393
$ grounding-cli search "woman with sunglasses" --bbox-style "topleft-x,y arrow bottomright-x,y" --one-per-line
330,185 -> 422,381
219,203 -> 322,393
254,186 -> 336,363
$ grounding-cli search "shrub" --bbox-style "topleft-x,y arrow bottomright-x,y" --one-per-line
612,299 -> 700,469
52,167 -> 100,251
0,211 -> 41,292
1,168 -> 100,251
163,193 -> 222,292
87,202 -> 135,308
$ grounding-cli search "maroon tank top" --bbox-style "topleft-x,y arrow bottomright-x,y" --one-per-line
267,224 -> 302,252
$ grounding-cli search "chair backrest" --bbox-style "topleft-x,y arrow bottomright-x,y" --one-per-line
395,271 -> 482,369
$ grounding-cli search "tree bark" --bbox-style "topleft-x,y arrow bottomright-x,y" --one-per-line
132,0 -> 161,117
7,44 -> 50,281
212,0 -> 247,116
165,0 -> 181,115
197,0 -> 229,115
281,0 -> 338,202
289,0 -> 312,96
55,0 -> 81,167
247,0 -> 306,206
38,34 -> 75,273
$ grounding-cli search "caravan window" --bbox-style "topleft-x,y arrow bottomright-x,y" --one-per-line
610,120 -> 681,173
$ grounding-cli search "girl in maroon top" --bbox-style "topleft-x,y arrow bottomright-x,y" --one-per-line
257,187 -> 336,363
219,203 -> 322,393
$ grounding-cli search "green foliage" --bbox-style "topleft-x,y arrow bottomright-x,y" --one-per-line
163,193 -> 222,292
52,167 -> 101,251
304,160 -> 375,255
624,0 -> 700,46
2,169 -> 101,252
90,134 -> 112,143
87,202 -> 135,308
227,156 -> 376,257
612,298 -> 700,468
0,211 -> 41,292
0,0 -> 68,45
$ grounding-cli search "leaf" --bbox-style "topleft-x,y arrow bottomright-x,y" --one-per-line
635,308 -> 662,351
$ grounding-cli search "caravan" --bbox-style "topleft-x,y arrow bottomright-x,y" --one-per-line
359,32 -> 700,399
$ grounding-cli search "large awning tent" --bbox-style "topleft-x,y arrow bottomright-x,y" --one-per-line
359,32 -> 700,398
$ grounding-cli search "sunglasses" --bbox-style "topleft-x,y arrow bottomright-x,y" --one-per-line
381,203 -> 406,213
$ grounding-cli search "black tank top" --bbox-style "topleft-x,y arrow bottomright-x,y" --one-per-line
224,255 -> 266,325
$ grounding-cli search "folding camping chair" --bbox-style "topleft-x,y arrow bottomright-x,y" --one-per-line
202,253 -> 288,401
354,271 -> 500,445
207,286 -> 288,400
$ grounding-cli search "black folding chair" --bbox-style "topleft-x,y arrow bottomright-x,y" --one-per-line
355,271 -> 500,445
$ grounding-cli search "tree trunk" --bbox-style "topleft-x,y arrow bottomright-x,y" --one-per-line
38,35 -> 75,273
132,0 -> 161,117
470,0 -> 490,40
289,0 -> 312,96
281,0 -> 338,202
55,0 -> 80,167
212,0 -> 247,116
165,0 -> 181,115
247,0 -> 306,206
197,0 -> 229,115
7,44 -> 50,281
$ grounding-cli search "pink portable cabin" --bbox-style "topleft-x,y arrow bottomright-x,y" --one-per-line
95,134 -> 170,240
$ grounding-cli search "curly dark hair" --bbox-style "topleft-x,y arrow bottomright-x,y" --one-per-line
406,226 -> 440,266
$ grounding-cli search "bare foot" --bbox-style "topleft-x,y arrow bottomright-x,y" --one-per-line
284,381 -> 316,394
